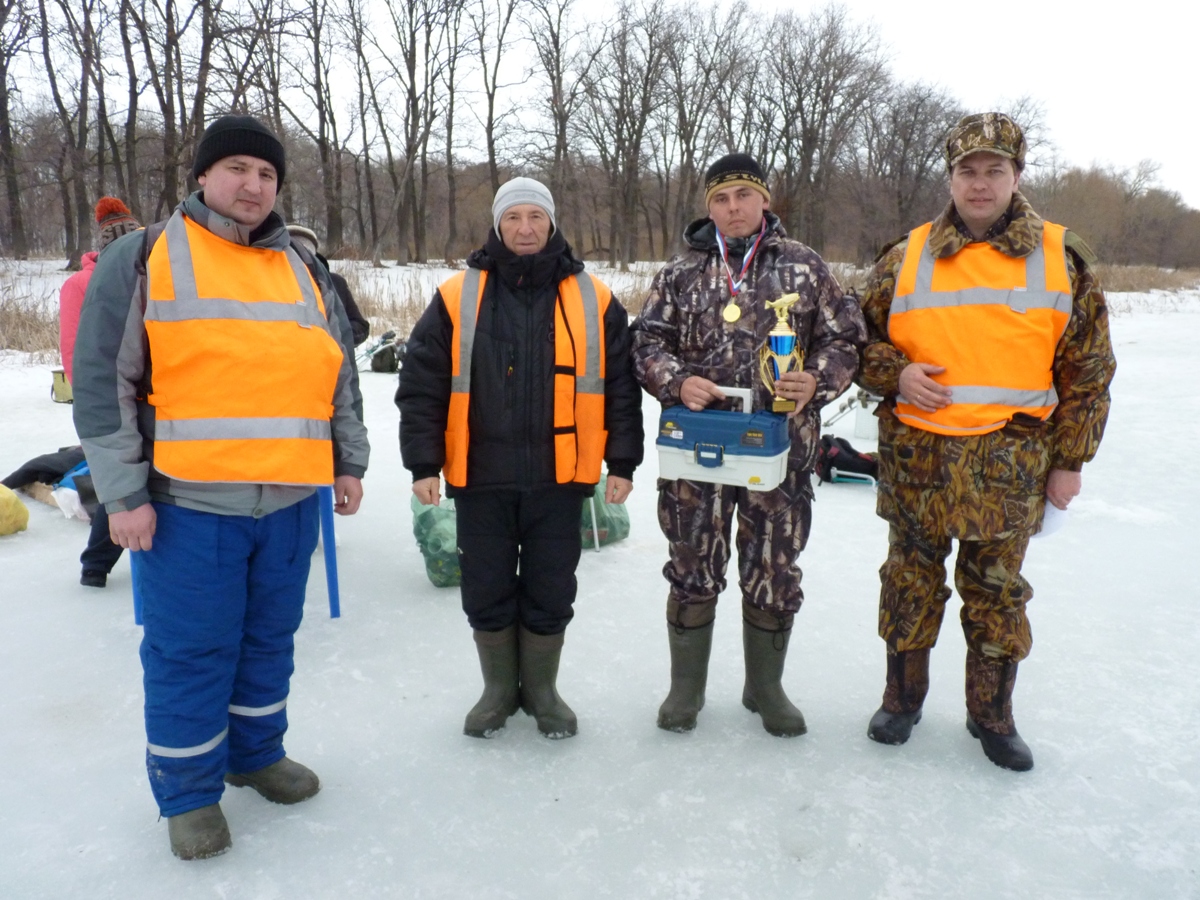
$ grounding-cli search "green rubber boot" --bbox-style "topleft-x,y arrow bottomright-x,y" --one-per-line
518,626 -> 577,739
657,620 -> 715,732
464,625 -> 520,737
741,618 -> 807,737
168,803 -> 231,860
225,757 -> 320,804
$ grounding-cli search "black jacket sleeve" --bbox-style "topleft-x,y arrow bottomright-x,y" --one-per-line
396,289 -> 454,481
601,297 -> 644,478
330,271 -> 370,346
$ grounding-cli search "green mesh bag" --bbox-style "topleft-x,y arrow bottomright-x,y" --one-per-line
580,484 -> 630,549
410,494 -> 461,587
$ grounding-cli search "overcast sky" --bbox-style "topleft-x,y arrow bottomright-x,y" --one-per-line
752,0 -> 1194,207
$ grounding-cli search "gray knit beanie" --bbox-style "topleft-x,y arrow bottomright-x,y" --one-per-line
492,177 -> 556,234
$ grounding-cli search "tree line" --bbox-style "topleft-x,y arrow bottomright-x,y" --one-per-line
3,0 -> 1198,270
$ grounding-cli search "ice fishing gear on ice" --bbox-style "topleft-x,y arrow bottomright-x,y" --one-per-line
357,330 -> 405,373
814,434 -> 878,485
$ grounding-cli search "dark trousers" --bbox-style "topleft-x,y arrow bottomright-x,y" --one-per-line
81,505 -> 124,574
454,488 -> 584,635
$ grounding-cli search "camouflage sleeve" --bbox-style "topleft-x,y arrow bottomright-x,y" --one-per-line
856,241 -> 911,397
805,259 -> 867,405
630,263 -> 689,405
1049,249 -> 1116,470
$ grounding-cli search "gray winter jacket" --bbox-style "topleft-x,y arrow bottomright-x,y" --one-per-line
72,192 -> 369,518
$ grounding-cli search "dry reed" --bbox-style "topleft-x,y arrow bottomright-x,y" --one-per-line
1093,265 -> 1200,293
0,270 -> 59,360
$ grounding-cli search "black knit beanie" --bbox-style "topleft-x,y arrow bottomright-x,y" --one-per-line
192,115 -> 287,184
704,153 -> 770,205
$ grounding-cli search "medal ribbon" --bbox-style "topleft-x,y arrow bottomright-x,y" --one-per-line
715,227 -> 764,298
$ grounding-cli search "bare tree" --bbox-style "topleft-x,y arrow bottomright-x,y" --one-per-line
0,0 -> 35,257
653,3 -> 737,253
579,0 -> 669,269
279,0 -> 345,250
373,0 -> 453,265
710,18 -> 777,171
439,0 -> 466,263
38,0 -> 98,267
124,0 -> 221,219
843,80 -> 962,259
769,4 -> 886,251
468,0 -> 518,195
522,0 -> 603,249
341,0 -> 378,250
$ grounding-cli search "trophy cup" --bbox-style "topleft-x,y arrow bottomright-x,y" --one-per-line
758,292 -> 805,414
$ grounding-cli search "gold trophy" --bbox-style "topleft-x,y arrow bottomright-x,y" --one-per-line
758,293 -> 804,413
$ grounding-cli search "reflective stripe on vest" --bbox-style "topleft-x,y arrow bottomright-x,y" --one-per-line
144,211 -> 344,485
888,220 -> 1072,436
441,269 -> 609,488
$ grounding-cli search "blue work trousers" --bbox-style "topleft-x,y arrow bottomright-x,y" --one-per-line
136,495 -> 319,816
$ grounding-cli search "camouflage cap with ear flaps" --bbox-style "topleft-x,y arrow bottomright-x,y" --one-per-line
945,112 -> 1026,172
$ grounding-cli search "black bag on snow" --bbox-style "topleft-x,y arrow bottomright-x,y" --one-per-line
814,434 -> 879,484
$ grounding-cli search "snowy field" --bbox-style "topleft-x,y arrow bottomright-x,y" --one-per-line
1,277 -> 1198,898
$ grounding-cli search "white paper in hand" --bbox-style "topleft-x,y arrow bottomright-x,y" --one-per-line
1034,502 -> 1069,539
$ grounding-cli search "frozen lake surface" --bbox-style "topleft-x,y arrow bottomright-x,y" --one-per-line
0,278 -> 1196,898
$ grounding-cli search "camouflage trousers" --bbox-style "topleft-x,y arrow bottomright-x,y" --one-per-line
657,468 -> 813,629
878,523 -> 1033,662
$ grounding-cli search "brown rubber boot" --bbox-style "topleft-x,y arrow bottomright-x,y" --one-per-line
168,803 -> 231,860
518,625 -> 577,738
225,757 -> 320,803
867,647 -> 931,745
741,608 -> 807,737
965,650 -> 1033,771
464,625 -> 520,737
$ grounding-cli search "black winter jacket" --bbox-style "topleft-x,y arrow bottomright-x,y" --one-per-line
397,229 -> 643,496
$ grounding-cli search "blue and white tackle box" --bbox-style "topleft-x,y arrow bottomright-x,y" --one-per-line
656,388 -> 789,491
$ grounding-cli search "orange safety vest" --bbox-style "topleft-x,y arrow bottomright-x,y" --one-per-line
888,220 -> 1073,436
441,268 -> 609,488
144,211 -> 344,485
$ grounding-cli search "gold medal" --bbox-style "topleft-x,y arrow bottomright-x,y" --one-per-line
722,302 -> 741,323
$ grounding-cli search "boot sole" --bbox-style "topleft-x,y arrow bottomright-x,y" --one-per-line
656,716 -> 698,733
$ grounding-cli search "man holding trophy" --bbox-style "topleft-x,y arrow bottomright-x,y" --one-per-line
631,153 -> 866,736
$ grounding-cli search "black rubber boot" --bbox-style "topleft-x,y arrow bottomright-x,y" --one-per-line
965,652 -> 1033,772
657,620 -> 715,732
741,620 -> 807,737
867,647 -> 931,745
518,626 -> 577,739
463,625 -> 520,738
168,803 -> 231,860
225,757 -> 320,803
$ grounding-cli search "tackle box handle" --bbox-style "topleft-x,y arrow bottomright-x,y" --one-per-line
717,387 -> 754,413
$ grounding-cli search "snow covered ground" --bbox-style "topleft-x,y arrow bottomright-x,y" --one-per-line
1,288 -> 1198,899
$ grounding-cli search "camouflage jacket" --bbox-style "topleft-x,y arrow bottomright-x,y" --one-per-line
631,211 -> 867,473
858,193 -> 1116,539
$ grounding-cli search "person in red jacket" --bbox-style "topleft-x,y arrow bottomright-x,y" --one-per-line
59,198 -> 141,382
60,197 -> 141,588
